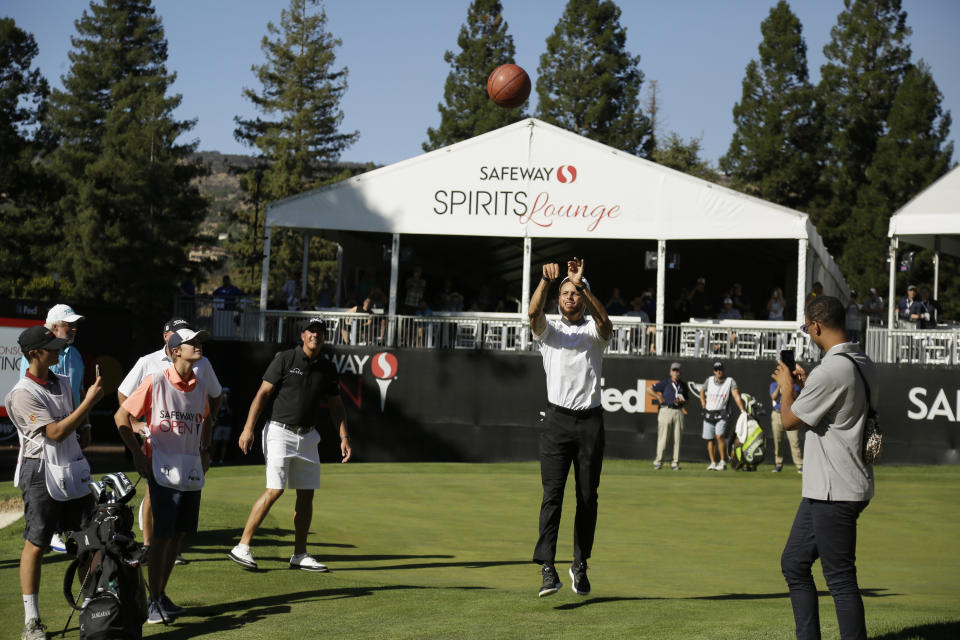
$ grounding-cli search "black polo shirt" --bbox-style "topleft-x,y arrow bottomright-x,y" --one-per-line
262,346 -> 340,428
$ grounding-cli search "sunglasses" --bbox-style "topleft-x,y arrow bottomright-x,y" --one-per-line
800,320 -> 817,334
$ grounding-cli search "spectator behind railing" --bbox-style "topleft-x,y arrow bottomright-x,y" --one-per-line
845,291 -> 862,343
213,275 -> 243,310
896,284 -> 923,327
767,287 -> 786,320
862,287 -> 884,326
918,286 -> 941,328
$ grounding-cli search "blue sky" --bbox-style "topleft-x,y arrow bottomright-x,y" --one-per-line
6,0 -> 958,167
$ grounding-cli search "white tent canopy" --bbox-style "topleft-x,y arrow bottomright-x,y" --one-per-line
264,118 -> 846,331
885,164 -> 960,330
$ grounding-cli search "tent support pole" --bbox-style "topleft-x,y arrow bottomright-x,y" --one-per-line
887,239 -> 897,362
655,240 -> 666,355
933,238 -> 940,299
795,238 -> 807,323
259,226 -> 272,342
301,234 -> 309,301
387,233 -> 400,346
335,243 -> 343,307
520,236 -> 531,350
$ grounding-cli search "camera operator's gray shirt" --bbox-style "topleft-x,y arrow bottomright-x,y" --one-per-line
791,342 -> 876,501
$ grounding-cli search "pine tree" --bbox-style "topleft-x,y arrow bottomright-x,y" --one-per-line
720,1 -> 820,212
0,18 -> 59,298
841,62 -> 953,295
813,0 -> 912,256
535,0 -> 651,156
423,0 -> 524,151
43,0 -> 207,318
234,0 -> 358,302
652,133 -> 720,183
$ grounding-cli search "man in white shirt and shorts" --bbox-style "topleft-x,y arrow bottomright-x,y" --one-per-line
698,361 -> 745,470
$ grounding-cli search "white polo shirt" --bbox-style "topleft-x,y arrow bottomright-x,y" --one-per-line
791,342 -> 876,501
534,316 -> 608,411
118,346 -> 222,399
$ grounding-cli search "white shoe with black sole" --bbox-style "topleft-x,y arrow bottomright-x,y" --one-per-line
228,544 -> 258,569
290,553 -> 329,572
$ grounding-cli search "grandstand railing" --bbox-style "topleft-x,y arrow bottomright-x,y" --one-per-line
173,295 -> 957,365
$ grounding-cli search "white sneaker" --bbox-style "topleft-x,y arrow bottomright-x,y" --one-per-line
289,553 -> 329,572
707,461 -> 717,471
228,544 -> 257,569
717,460 -> 727,470
49,532 -> 67,553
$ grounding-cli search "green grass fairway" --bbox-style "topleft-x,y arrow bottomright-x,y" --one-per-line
2,461 -> 959,639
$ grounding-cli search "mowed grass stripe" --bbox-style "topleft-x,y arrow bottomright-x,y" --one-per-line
1,462 -> 957,639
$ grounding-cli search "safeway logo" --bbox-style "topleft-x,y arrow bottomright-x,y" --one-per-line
556,165 -> 578,183
371,352 -> 398,412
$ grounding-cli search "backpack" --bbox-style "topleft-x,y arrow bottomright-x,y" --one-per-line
63,477 -> 148,640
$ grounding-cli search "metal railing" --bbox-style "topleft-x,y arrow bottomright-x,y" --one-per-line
171,296 -> 955,365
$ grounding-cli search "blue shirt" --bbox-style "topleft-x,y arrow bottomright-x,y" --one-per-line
20,344 -> 85,406
652,378 -> 688,408
769,381 -> 801,412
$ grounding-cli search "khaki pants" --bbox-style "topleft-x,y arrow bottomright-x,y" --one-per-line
654,407 -> 684,465
771,409 -> 803,468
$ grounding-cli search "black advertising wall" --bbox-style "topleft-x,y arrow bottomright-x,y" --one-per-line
202,342 -> 960,465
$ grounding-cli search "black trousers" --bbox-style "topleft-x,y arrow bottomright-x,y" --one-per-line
781,497 -> 870,640
532,405 -> 605,566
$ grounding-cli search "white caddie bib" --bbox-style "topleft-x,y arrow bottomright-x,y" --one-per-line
6,376 -> 91,501
148,371 -> 207,491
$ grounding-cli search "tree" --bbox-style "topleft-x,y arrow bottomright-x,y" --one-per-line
42,0 -> 208,319
535,0 -> 651,156
720,1 -> 821,212
652,132 -> 720,183
423,0 -> 524,151
0,18 -> 59,298
234,0 -> 358,302
813,0 -> 912,255
841,62 -> 953,295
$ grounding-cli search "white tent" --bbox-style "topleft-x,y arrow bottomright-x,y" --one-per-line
887,165 -> 960,319
264,118 -> 846,333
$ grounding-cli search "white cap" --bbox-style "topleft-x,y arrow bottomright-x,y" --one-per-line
166,328 -> 211,355
46,304 -> 84,324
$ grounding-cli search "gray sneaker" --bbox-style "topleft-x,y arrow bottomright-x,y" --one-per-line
22,619 -> 47,640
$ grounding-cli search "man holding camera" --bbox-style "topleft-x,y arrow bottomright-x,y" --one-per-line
6,325 -> 103,640
646,362 -> 688,470
115,327 -> 213,624
774,295 -> 876,640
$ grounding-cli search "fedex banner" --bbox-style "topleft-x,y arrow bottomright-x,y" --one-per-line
203,342 -> 960,465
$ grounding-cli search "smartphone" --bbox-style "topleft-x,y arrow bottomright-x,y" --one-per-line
96,363 -> 101,378
780,349 -> 796,373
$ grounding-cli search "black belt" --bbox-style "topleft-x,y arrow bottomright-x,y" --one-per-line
547,402 -> 602,419
269,421 -> 315,435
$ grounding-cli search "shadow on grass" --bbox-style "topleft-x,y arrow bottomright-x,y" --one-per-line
688,587 -> 897,601
554,596 -> 647,610
186,527 -> 357,549
871,621 -> 960,640
140,585 -> 489,639
333,559 -> 531,571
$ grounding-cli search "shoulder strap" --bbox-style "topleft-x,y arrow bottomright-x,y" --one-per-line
839,352 -> 871,406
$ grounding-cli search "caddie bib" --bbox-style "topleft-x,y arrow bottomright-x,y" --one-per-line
148,370 -> 207,491
6,376 -> 91,501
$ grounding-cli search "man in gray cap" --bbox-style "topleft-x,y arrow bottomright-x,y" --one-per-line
646,362 -> 688,470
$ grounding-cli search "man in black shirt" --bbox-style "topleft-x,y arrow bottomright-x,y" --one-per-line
229,318 -> 351,571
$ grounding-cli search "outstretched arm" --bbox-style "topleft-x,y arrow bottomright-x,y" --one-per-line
529,263 -> 560,337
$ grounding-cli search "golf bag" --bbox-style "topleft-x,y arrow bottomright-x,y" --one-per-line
63,473 -> 148,640
729,393 -> 766,471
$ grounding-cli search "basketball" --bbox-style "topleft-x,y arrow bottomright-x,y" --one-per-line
486,64 -> 531,109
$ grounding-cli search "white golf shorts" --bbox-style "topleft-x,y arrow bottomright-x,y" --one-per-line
263,421 -> 321,490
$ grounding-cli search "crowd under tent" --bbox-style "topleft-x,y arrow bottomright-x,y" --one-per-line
887,164 -> 960,320
262,118 -> 847,339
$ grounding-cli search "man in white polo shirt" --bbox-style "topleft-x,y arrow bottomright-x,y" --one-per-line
528,257 -> 612,598
774,295 -> 876,640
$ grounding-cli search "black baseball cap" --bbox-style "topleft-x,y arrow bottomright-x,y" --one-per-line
304,317 -> 326,331
163,317 -> 193,333
713,361 -> 724,370
19,325 -> 68,354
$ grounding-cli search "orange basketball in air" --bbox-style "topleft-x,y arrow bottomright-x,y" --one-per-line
486,64 -> 531,109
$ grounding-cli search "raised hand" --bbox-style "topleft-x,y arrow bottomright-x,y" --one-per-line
567,257 -> 584,284
542,263 -> 560,282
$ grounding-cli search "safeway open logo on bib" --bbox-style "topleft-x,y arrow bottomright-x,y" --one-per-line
371,352 -> 398,412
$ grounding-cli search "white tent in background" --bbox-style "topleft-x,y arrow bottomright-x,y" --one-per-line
887,165 -> 960,313
263,118 -> 847,345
